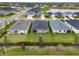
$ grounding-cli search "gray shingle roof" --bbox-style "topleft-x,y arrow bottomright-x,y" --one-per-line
32,21 -> 48,30
50,20 -> 71,30
63,12 -> 72,15
0,19 -> 12,26
29,7 -> 42,12
46,12 -> 53,16
0,10 -> 12,15
8,20 -> 31,30
3,8 -> 17,12
66,20 -> 79,30
73,12 -> 79,15
54,12 -> 62,15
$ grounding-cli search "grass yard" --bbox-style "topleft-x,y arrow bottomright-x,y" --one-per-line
0,32 -> 77,44
55,16 -> 64,20
0,47 -> 4,55
0,34 -> 26,43
0,46 -> 79,55
73,16 -> 79,20
26,33 -> 76,43
0,13 -> 16,18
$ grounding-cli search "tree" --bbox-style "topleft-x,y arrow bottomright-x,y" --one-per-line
0,43 -> 5,55
38,36 -> 44,47
57,44 -> 64,52
21,43 -> 25,51
3,35 -> 10,48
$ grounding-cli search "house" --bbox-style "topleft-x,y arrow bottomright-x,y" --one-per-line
54,12 -> 63,17
73,12 -> 79,17
3,8 -> 17,13
0,10 -> 12,16
50,20 -> 71,33
65,20 -> 79,33
0,19 -> 12,28
26,11 -> 35,19
31,20 -> 49,33
29,7 -> 42,13
26,6 -> 44,19
0,19 -> 14,30
46,12 -> 53,17
63,11 -> 73,16
8,20 -> 31,34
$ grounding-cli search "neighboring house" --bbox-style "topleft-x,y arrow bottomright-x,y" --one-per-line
3,8 -> 17,13
63,11 -> 73,16
46,12 -> 53,17
0,19 -> 12,28
65,20 -> 79,33
26,11 -> 35,19
54,12 -> 63,17
26,6 -> 44,19
29,7 -> 42,13
0,10 -> 12,16
31,20 -> 49,33
73,12 -> 79,17
63,12 -> 75,19
50,20 -> 71,33
36,12 -> 42,16
8,20 -> 31,34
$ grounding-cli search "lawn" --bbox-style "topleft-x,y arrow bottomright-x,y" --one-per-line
0,34 -> 26,43
0,32 -> 77,44
0,47 -> 5,55
26,33 -> 76,43
1,46 -> 79,55
73,16 -> 79,20
0,13 -> 16,18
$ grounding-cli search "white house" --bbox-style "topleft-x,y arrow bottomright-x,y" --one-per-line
8,20 -> 31,34
31,21 -> 49,33
50,20 -> 71,33
65,20 -> 79,33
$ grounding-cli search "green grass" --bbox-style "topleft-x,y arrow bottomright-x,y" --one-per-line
41,5 -> 50,13
55,15 -> 64,19
0,48 -> 4,55
33,14 -> 41,18
0,13 -> 16,18
1,46 -> 79,55
26,33 -> 76,43
0,33 -> 77,44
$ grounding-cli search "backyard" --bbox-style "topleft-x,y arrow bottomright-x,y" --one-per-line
0,13 -> 16,18
0,32 -> 78,44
